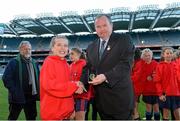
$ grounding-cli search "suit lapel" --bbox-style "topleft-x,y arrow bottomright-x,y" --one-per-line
99,34 -> 117,64
91,39 -> 100,67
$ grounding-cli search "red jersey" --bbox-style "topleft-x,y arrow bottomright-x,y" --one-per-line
131,59 -> 143,96
70,59 -> 92,100
131,59 -> 158,96
154,61 -> 180,96
174,58 -> 180,93
140,60 -> 158,95
40,56 -> 78,120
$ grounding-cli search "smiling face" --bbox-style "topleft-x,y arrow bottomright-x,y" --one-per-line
142,52 -> 152,63
95,15 -> 113,40
51,38 -> 68,58
163,49 -> 173,62
69,50 -> 81,62
141,49 -> 153,64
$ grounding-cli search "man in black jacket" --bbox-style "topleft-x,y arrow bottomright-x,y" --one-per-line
87,14 -> 135,120
2,41 -> 39,120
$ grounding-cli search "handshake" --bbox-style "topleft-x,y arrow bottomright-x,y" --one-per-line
75,81 -> 87,94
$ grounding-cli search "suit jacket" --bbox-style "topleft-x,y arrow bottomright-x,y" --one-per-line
86,33 -> 135,115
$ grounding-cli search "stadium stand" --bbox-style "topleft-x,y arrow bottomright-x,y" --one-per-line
0,30 -> 180,66
0,3 -> 179,70
0,3 -> 180,121
160,31 -> 180,45
138,32 -> 162,45
67,34 -> 96,49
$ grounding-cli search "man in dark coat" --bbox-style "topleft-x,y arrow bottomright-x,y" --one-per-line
86,14 -> 135,120
2,41 -> 39,120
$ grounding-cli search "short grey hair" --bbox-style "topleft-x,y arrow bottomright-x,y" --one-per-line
49,35 -> 69,49
95,14 -> 112,24
141,48 -> 153,59
18,41 -> 31,49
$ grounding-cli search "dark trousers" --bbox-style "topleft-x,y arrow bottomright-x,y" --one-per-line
85,98 -> 98,120
99,110 -> 133,120
8,101 -> 37,120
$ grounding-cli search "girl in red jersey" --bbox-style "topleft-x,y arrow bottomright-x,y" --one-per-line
69,48 -> 91,120
141,49 -> 160,120
131,48 -> 142,120
170,49 -> 180,120
138,48 -> 160,120
40,36 -> 84,120
154,47 -> 180,120
174,49 -> 180,93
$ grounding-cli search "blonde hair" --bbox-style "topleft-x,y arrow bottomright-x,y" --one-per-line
49,35 -> 69,54
49,35 -> 68,50
141,48 -> 153,60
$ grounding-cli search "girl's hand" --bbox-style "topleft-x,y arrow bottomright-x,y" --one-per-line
75,82 -> 84,94
147,76 -> 152,81
159,95 -> 166,102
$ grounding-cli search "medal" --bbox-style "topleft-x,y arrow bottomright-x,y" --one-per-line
89,74 -> 95,81
107,46 -> 111,51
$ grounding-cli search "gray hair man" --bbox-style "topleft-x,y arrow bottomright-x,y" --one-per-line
2,41 -> 40,120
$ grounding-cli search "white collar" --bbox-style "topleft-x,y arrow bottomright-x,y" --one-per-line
100,38 -> 109,43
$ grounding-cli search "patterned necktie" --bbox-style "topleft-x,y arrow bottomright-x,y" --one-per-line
99,40 -> 106,59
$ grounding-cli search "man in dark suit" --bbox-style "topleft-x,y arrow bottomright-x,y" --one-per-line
86,14 -> 135,120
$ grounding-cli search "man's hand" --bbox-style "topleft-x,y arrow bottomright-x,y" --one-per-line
89,74 -> 106,85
